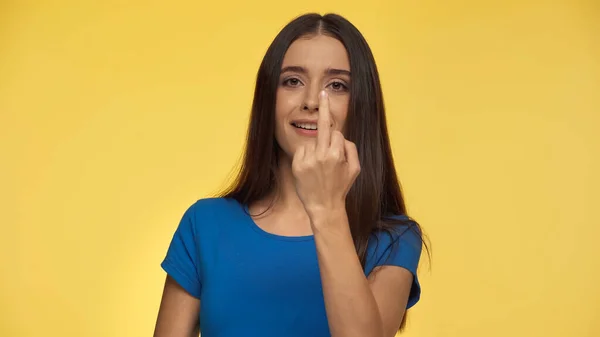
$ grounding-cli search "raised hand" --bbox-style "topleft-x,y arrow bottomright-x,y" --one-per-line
291,90 -> 361,219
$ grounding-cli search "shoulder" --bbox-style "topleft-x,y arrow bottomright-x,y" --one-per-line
174,197 -> 243,235
364,215 -> 423,276
182,197 -> 241,220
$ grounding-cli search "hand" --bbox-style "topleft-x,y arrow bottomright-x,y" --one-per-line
291,90 -> 361,220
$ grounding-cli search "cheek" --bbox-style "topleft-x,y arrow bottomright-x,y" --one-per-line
274,90 -> 299,149
275,90 -> 300,122
330,96 -> 349,132
275,91 -> 285,122
274,94 -> 288,135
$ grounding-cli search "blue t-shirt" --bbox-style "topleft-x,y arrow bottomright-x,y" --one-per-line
161,197 -> 422,337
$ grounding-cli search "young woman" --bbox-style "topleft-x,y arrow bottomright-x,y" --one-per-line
153,12 -> 427,337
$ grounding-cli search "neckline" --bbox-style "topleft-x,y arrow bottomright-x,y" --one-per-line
238,202 -> 315,242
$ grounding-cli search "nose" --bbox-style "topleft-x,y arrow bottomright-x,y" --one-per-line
301,88 -> 320,112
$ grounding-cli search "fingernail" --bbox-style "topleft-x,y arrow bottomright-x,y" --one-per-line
320,90 -> 327,99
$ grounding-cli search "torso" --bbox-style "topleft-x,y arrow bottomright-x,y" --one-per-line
248,199 -> 314,237
195,198 -> 331,337
173,197 -> 421,337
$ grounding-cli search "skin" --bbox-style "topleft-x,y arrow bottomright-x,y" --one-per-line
153,34 -> 415,337
153,275 -> 200,336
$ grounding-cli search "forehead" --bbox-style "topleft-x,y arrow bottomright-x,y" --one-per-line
281,35 -> 350,71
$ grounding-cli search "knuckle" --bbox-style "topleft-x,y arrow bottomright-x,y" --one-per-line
292,161 -> 302,172
330,151 -> 341,162
315,153 -> 327,163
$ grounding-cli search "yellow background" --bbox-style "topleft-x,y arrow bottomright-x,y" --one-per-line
1,0 -> 599,336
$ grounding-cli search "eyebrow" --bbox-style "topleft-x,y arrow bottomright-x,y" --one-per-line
280,66 -> 351,77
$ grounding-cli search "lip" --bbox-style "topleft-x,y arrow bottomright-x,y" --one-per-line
290,119 -> 319,137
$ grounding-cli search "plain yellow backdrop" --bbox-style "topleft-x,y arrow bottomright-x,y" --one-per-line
1,0 -> 599,336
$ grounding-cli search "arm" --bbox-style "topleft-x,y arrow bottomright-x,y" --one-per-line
153,275 -> 201,337
292,91 -> 418,336
312,209 -> 414,337
156,202 -> 203,337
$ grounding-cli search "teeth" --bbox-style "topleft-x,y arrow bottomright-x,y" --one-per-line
294,123 -> 317,130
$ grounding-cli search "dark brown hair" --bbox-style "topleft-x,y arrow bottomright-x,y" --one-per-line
219,12 -> 429,331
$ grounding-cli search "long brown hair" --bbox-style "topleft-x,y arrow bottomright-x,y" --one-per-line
219,12 -> 429,331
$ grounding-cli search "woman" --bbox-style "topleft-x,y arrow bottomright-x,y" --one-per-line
154,12 -> 427,337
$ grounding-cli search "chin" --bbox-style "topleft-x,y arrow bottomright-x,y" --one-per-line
276,134 -> 316,160
276,143 -> 299,161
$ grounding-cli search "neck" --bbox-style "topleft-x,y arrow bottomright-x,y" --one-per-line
254,151 -> 305,214
274,153 -> 305,211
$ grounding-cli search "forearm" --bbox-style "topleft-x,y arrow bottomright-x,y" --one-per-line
311,208 -> 383,337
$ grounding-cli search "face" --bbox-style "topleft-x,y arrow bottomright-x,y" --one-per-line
274,34 -> 351,158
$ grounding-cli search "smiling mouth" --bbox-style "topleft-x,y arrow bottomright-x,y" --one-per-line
291,122 -> 318,130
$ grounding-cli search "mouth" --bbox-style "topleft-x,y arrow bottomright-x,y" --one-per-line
291,122 -> 318,130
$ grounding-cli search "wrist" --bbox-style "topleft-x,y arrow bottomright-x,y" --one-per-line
308,205 -> 348,230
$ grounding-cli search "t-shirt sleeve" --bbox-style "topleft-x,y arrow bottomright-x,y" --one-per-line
365,223 -> 423,309
160,204 -> 202,299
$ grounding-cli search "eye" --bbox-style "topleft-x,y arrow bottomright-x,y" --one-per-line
328,80 -> 349,92
282,77 -> 303,87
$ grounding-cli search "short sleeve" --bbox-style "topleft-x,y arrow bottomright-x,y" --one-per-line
160,204 -> 202,299
365,222 -> 423,309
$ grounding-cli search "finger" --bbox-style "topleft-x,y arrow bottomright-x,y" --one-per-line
317,90 -> 332,154
344,140 -> 361,175
294,144 -> 305,161
330,131 -> 346,161
292,145 -> 306,176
